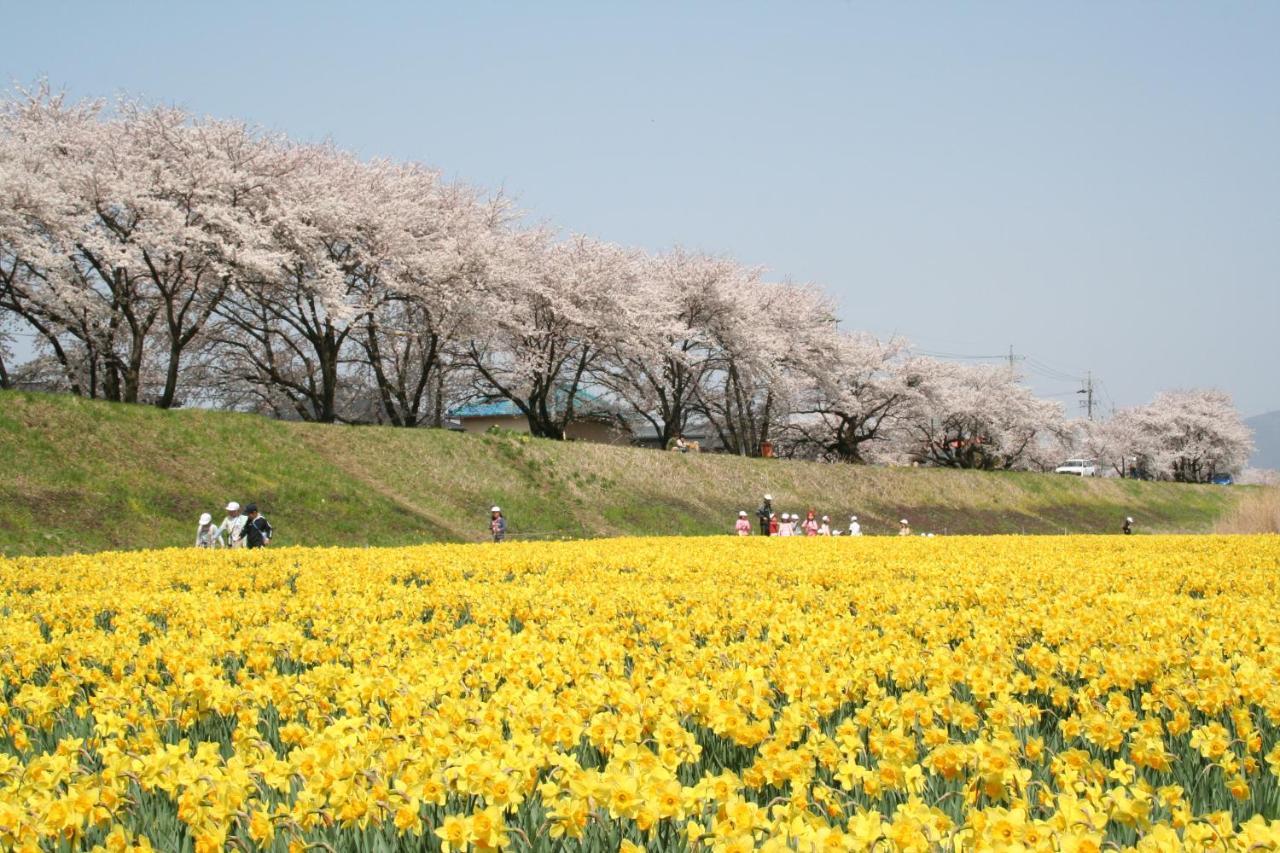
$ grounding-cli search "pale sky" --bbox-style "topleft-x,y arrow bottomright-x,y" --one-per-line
5,1 -> 1278,415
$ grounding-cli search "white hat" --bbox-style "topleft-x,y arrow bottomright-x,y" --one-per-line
764,493 -> 773,501
491,506 -> 501,513
738,510 -> 747,517
781,513 -> 790,520
1126,517 -> 1133,522
199,512 -> 212,525
900,518 -> 909,524
850,515 -> 858,521
822,515 -> 829,521
226,501 -> 240,512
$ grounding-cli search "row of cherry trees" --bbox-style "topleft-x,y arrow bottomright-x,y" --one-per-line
0,90 -> 1254,476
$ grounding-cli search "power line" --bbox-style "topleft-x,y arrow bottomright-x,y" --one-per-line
1025,357 -> 1084,383
914,349 -> 1012,361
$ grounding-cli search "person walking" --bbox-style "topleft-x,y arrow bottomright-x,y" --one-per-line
735,511 -> 752,536
219,502 -> 246,549
757,494 -> 774,536
241,504 -> 273,549
490,506 -> 507,542
898,518 -> 912,537
848,515 -> 862,536
195,513 -> 223,549
1122,516 -> 1133,535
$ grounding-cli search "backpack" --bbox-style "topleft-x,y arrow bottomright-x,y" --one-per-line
246,516 -> 273,546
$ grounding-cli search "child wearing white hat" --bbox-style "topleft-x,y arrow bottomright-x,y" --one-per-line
735,511 -> 752,536
196,512 -> 223,549
848,515 -> 862,536
490,506 -> 507,542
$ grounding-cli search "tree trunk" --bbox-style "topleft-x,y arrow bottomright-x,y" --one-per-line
122,330 -> 147,404
432,367 -> 445,428
319,340 -> 338,423
157,340 -> 181,408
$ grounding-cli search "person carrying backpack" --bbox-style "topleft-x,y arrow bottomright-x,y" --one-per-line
242,504 -> 273,549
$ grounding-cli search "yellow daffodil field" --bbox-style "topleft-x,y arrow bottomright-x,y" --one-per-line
3,536 -> 1280,852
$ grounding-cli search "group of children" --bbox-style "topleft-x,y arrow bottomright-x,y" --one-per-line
735,508 -> 870,536
736,495 -> 916,537
194,501 -> 273,549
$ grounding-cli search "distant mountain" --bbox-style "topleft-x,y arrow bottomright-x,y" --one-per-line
1247,410 -> 1280,470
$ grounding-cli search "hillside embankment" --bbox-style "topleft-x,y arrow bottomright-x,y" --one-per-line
0,390 -> 1248,555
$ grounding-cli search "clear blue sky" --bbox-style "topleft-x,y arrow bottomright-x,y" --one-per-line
5,2 -> 1278,416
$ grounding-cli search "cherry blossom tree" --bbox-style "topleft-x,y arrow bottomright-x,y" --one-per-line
892,358 -> 1067,470
694,282 -> 837,456
211,145 -> 391,423
462,232 -> 644,439
354,172 -> 506,427
1090,389 -> 1253,481
0,87 -> 119,398
596,249 -> 751,445
123,106 -> 289,408
0,88 -> 284,406
785,331 -> 913,462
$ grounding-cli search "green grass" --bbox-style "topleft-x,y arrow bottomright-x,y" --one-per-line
0,389 -> 1247,555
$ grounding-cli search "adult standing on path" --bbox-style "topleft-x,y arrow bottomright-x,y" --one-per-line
1123,516 -> 1134,535
242,504 -> 272,549
490,506 -> 507,542
757,494 -> 773,536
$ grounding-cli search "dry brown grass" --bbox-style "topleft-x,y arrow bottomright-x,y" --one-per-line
1214,488 -> 1280,534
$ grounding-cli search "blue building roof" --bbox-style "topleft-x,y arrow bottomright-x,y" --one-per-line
450,400 -> 523,418
449,388 -> 611,421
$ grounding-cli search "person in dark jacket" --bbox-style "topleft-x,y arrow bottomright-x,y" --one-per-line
242,504 -> 273,548
757,494 -> 773,536
1122,516 -> 1133,535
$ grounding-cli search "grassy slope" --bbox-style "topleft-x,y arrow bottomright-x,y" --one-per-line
0,390 -> 1244,555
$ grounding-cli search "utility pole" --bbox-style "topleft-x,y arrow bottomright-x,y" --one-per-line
1078,370 -> 1096,420
1007,345 -> 1024,375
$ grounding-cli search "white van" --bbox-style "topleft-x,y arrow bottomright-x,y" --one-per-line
1055,458 -> 1099,476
